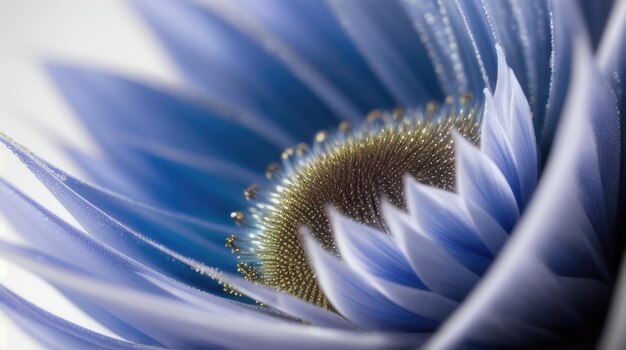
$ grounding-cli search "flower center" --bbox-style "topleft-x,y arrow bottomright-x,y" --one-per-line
227,101 -> 480,308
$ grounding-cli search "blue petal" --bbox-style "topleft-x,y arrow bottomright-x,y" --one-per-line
577,0 -> 616,49
56,171 -> 237,269
132,0 -> 344,136
212,272 -> 357,330
382,202 -> 479,302
425,40 -> 616,348
330,210 -> 458,321
303,232 -> 438,332
454,133 -> 520,232
325,0 -> 444,107
0,286 -> 163,350
480,0 -> 553,124
399,0 -> 472,95
1,243 -> 421,350
597,0 -> 626,225
404,178 -> 495,275
227,0 -> 395,114
47,64 -> 285,164
0,136 -> 232,292
446,0 -> 498,90
481,46 -> 538,209
0,181 -> 166,344
539,0 -> 589,155
329,209 -> 424,288
597,253 -> 626,349
599,0 -> 626,116
46,64 -> 280,217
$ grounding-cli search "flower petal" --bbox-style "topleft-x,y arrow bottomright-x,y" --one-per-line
404,178 -> 495,275
330,209 -> 424,288
329,210 -> 458,321
303,232 -> 438,332
383,202 -> 479,301
212,271 -> 357,330
46,65 -> 280,218
225,0 -> 395,114
577,0 -> 616,48
481,45 -> 538,209
131,0 -> 344,136
325,0 -> 444,107
424,39 -> 616,348
598,253 -> 626,350
539,0 -> 590,154
0,135 -> 228,292
1,244 -> 423,349
454,133 -> 520,232
0,286 -> 164,350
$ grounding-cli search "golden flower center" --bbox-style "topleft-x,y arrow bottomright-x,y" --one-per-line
231,108 -> 480,308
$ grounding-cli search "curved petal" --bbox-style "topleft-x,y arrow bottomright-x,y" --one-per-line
46,64 -> 281,217
539,0 -> 590,155
399,0 -> 472,95
425,40 -> 616,349
481,46 -> 538,209
188,0 -> 369,123
330,209 -> 424,288
212,271 -> 357,330
383,202 -> 479,302
404,178 -> 494,275
225,0 -> 395,114
132,0 -> 343,137
0,286 -> 164,350
303,232 -> 438,332
325,0 -> 444,107
577,0 -> 615,48
330,210 -> 458,321
454,133 -> 520,232
598,0 -> 626,224
0,135 -> 228,293
1,243 -> 425,350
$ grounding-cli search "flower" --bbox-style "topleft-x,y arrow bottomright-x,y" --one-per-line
1,0 -> 626,349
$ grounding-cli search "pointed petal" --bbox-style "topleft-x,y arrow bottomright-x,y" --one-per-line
404,178 -> 494,275
184,0 -> 370,123
330,209 -> 424,288
46,64 -> 280,217
399,0 -> 472,95
0,286 -> 164,350
383,202 -> 479,301
132,0 -> 343,135
225,0 -> 395,114
303,232 -> 437,332
481,46 -> 538,209
329,210 -> 458,321
0,136 -> 227,293
40,163 -> 238,270
1,244 -> 423,349
424,40 -> 616,349
213,271 -> 357,330
326,0 -> 443,107
454,134 -> 520,232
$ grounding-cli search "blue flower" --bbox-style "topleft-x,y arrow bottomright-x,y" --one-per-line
1,0 -> 626,349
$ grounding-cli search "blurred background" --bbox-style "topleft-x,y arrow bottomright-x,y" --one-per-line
0,1 -> 179,348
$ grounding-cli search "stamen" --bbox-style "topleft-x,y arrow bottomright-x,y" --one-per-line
228,102 -> 480,308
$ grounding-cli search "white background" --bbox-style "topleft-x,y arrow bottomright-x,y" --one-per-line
0,0 -> 179,348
